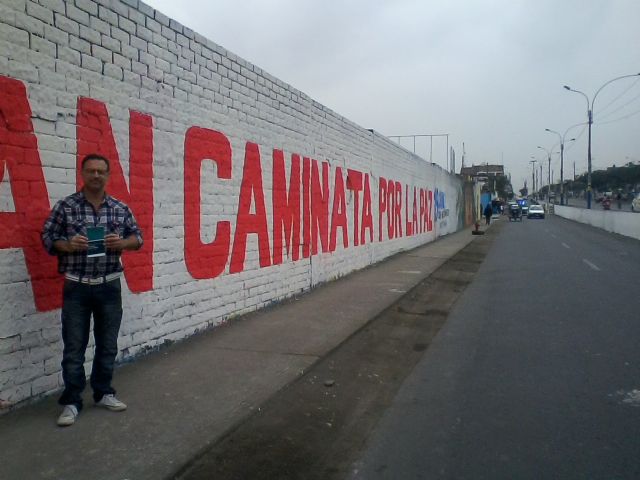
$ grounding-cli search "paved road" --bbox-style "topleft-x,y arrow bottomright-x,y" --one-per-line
350,216 -> 640,479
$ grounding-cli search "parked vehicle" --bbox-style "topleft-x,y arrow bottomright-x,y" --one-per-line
527,204 -> 545,219
632,194 -> 640,212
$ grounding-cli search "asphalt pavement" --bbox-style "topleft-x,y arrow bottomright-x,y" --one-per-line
350,214 -> 640,479
0,223 -> 481,480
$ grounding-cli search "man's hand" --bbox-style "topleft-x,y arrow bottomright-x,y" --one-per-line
105,233 -> 125,251
106,234 -> 140,251
61,235 -> 88,253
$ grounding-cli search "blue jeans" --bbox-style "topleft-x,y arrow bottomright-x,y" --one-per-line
59,278 -> 123,411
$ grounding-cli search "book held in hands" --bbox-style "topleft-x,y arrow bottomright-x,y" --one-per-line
87,226 -> 106,258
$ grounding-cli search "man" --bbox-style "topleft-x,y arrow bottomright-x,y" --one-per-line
42,154 -> 143,427
483,202 -> 493,225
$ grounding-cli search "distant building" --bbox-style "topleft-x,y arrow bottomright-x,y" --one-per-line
459,164 -> 505,181
460,164 -> 509,198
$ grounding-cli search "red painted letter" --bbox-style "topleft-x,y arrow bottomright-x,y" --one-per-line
420,188 -> 425,233
329,166 -> 348,252
379,177 -> 387,241
311,159 -> 329,255
387,180 -> 395,239
361,174 -> 373,245
230,142 -> 271,273
302,157 -> 311,258
0,76 -> 59,311
184,127 -> 231,279
272,150 -> 300,264
77,97 -> 154,292
347,169 -> 362,246
427,190 -> 434,232
394,181 -> 403,238
412,187 -> 418,235
405,185 -> 411,236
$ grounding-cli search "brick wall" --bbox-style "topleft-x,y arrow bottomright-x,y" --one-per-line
0,0 -> 465,410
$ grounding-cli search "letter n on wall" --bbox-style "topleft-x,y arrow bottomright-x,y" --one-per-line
76,98 -> 154,292
0,76 -> 60,311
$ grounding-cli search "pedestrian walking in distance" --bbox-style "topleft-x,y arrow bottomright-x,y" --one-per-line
42,154 -> 143,427
484,203 -> 493,225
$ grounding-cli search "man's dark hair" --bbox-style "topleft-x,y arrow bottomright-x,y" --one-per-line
81,154 -> 110,172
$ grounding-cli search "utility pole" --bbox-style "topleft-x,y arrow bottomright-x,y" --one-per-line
539,165 -> 543,196
548,155 -> 552,203
450,147 -> 456,174
529,160 -> 537,199
564,73 -> 640,209
461,142 -> 466,171
537,145 -> 553,202
545,128 -> 576,205
560,143 -> 564,204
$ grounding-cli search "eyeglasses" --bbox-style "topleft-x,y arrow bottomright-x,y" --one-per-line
83,169 -> 109,177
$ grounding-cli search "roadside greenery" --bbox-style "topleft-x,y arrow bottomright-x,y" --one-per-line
556,162 -> 640,196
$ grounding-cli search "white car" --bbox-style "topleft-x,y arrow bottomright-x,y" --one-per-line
527,204 -> 545,219
632,194 -> 640,212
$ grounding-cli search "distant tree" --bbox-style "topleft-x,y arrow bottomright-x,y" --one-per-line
579,163 -> 640,191
495,175 -> 510,199
567,178 -> 586,194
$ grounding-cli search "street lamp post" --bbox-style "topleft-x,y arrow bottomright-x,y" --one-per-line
537,145 -> 553,202
544,129 -> 576,205
539,164 -> 542,199
529,158 -> 537,198
563,72 -> 640,209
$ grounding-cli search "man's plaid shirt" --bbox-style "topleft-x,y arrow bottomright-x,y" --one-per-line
42,191 -> 143,277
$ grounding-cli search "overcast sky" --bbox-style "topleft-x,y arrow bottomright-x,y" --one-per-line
143,0 -> 640,192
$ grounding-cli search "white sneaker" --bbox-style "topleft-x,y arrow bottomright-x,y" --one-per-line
96,394 -> 127,411
57,405 -> 79,427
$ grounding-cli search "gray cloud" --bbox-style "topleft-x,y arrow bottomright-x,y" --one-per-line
144,0 -> 640,190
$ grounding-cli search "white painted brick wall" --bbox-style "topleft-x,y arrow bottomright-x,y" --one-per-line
0,0 -> 465,411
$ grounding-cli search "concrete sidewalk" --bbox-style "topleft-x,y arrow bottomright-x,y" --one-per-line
0,226 -> 483,480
